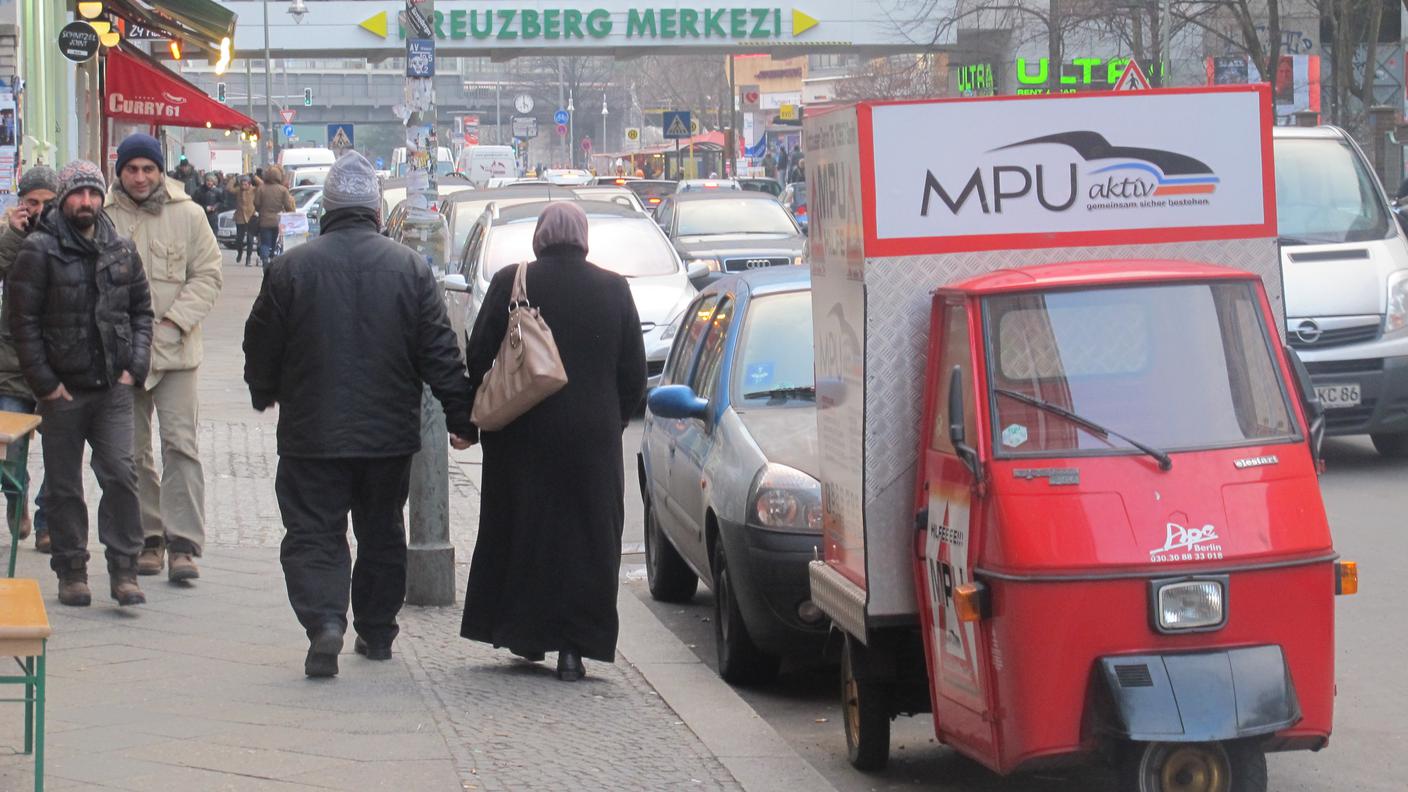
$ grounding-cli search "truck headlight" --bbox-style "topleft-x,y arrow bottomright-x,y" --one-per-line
748,463 -> 823,534
1387,270 -> 1408,335
1155,579 -> 1225,631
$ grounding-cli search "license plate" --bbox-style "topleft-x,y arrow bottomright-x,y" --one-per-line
1315,383 -> 1362,408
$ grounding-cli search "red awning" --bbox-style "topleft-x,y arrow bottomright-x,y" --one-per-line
105,46 -> 257,133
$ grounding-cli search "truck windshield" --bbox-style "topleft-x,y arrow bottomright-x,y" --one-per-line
1274,137 -> 1392,245
984,281 -> 1297,457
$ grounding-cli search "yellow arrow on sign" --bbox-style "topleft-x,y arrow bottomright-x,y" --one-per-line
792,9 -> 819,36
359,10 -> 388,38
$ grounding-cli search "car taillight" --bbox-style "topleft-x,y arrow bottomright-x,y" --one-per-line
796,204 -> 807,216
614,178 -> 627,185
704,182 -> 718,188
649,197 -> 661,204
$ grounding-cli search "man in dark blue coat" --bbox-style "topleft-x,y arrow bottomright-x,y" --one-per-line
243,151 -> 475,678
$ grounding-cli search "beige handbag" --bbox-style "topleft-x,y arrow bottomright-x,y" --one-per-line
470,263 -> 568,431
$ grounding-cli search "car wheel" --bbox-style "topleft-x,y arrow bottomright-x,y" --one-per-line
841,633 -> 891,772
1370,432 -> 1408,457
712,540 -> 780,686
644,498 -> 697,603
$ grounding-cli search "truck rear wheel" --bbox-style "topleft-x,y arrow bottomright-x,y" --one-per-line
1118,740 -> 1267,792
1370,432 -> 1408,458
841,633 -> 891,772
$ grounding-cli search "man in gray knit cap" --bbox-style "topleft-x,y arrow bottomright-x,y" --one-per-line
10,160 -> 154,607
0,165 -> 59,548
244,151 -> 473,677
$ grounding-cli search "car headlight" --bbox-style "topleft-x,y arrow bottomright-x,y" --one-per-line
688,257 -> 722,273
792,256 -> 804,266
747,463 -> 822,534
1154,579 -> 1225,631
1386,270 -> 1408,335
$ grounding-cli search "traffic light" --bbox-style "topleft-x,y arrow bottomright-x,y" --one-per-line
303,87 -> 312,107
216,82 -> 227,103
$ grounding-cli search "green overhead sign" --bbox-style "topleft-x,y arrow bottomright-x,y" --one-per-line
358,7 -> 818,41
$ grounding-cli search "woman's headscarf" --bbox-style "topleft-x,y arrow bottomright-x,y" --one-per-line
532,201 -> 589,257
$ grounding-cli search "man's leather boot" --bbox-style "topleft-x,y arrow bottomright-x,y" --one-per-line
56,570 -> 91,607
137,536 -> 164,576
168,552 -> 199,582
109,558 -> 146,606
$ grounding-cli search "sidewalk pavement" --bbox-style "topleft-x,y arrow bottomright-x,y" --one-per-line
0,257 -> 833,791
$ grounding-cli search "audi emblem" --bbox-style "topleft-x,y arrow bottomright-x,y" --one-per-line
744,259 -> 773,270
1295,320 -> 1322,344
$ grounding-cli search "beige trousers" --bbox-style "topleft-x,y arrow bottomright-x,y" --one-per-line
134,368 -> 206,555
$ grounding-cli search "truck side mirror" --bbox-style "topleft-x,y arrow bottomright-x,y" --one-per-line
1285,345 -> 1325,463
947,366 -> 981,479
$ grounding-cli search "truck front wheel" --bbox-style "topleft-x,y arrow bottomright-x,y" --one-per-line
1118,740 -> 1267,792
1370,432 -> 1408,458
841,633 -> 891,772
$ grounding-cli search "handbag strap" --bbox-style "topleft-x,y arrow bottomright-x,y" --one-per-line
509,262 -> 531,310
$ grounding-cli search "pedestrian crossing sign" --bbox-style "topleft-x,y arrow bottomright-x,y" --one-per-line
327,123 -> 355,151
663,111 -> 692,140
1113,60 -> 1152,91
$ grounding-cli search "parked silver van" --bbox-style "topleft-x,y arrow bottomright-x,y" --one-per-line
1274,126 -> 1408,455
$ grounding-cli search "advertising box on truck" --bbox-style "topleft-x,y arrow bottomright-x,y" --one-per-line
806,87 -> 1284,633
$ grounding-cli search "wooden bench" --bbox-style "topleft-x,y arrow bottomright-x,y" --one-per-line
0,578 -> 48,791
0,411 -> 42,578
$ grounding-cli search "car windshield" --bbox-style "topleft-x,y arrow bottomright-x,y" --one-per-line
732,291 -> 815,407
482,217 -> 679,279
626,181 -> 676,199
394,160 -> 455,178
1274,137 -> 1392,244
292,189 -> 321,210
790,183 -> 808,205
453,197 -> 560,252
985,281 -> 1297,456
676,199 -> 798,236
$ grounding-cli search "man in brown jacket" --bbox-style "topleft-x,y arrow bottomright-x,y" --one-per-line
105,133 -> 223,582
233,175 -> 257,265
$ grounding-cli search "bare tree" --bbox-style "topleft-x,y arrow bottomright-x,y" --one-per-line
1174,0 -> 1283,105
835,54 -> 945,101
618,56 -> 726,126
1316,0 -> 1387,128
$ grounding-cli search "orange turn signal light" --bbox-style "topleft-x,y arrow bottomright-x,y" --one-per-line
1335,561 -> 1358,596
954,582 -> 989,622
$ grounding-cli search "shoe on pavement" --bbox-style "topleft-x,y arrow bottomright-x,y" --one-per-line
305,624 -> 344,678
34,531 -> 50,554
556,651 -> 585,682
168,552 -> 199,582
57,572 -> 91,607
110,572 -> 146,606
354,636 -> 393,661
17,513 -> 31,540
137,538 -> 164,576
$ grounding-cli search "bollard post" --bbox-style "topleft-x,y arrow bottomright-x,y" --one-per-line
407,386 -> 455,605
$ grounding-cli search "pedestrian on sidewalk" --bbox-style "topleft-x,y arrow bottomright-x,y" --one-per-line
0,165 -> 58,551
9,159 -> 154,607
233,175 -> 257,265
460,201 -> 647,682
254,165 -> 295,267
106,133 -> 224,584
243,151 -> 476,679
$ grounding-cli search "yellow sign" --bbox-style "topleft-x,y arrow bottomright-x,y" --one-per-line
359,11 -> 388,38
779,103 -> 798,120
792,9 -> 819,36
689,118 -> 701,134
626,128 -> 640,141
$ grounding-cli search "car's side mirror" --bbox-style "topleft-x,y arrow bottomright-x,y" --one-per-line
443,273 -> 470,293
1285,345 -> 1325,463
686,262 -> 710,283
947,366 -> 981,479
648,384 -> 709,421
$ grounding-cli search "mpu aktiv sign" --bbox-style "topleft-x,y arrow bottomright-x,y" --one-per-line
225,0 -> 948,55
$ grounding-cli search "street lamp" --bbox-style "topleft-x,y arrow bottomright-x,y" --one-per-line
601,100 -> 608,161
288,0 -> 309,23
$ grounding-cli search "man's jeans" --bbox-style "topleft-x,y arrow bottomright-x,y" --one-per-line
0,394 -> 35,522
257,227 -> 280,264
37,385 -> 144,573
134,369 -> 205,556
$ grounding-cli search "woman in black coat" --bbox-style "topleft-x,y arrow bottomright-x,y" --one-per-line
460,202 -> 647,681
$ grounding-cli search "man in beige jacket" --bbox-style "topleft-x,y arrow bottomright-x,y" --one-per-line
105,133 -> 223,582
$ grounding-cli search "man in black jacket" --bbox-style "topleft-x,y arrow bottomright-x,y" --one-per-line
243,151 -> 475,678
9,160 -> 154,607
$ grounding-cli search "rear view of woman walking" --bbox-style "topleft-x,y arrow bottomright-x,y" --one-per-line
460,202 -> 647,681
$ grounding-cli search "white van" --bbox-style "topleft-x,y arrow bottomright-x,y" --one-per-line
454,145 -> 518,187
278,147 -> 336,170
1274,126 -> 1408,455
392,146 -> 454,178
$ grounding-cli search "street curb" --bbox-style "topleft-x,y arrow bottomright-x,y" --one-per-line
616,591 -> 840,792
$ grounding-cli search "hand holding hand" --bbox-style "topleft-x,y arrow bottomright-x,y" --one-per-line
43,384 -> 72,402
450,434 -> 474,450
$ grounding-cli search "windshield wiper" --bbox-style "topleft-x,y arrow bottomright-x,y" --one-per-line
993,388 -> 1172,471
743,386 -> 815,401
